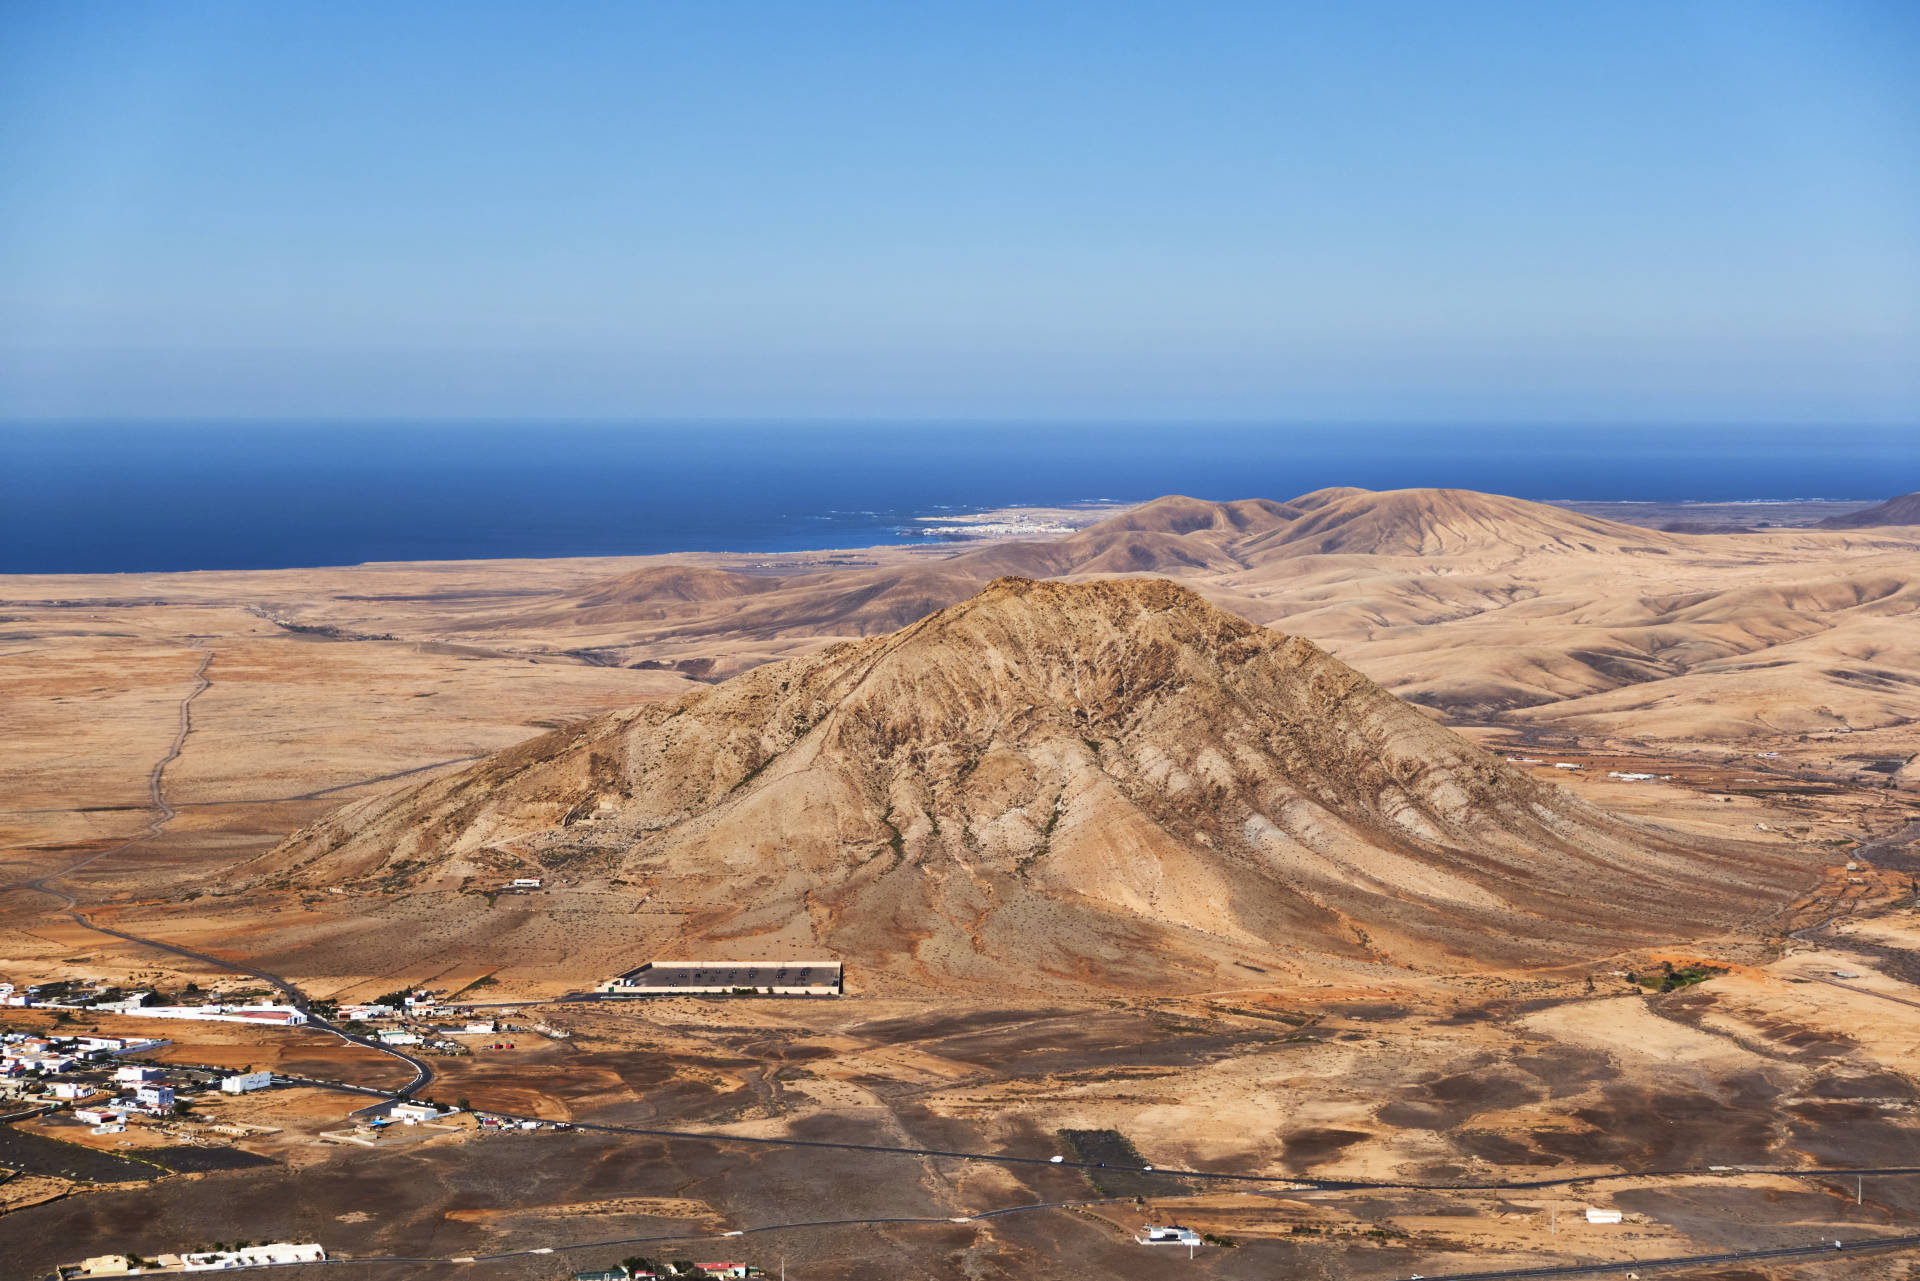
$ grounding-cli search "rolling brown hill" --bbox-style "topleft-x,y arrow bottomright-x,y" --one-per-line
252,577 -> 1809,992
1240,487 -> 1685,558
516,488 -> 1671,643
1819,491 -> 1920,529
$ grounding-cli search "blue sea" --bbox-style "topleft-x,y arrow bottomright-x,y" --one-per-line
1,422 -> 1913,574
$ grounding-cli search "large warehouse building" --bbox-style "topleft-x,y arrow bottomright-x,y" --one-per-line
598,960 -> 842,997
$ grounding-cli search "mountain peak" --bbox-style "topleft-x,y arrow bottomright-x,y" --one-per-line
1260,486 -> 1680,556
253,576 -> 1805,994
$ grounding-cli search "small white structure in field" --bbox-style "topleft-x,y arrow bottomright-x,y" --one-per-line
390,1101 -> 441,1124
1585,1207 -> 1623,1224
509,877 -> 543,888
221,1070 -> 273,1094
1136,1225 -> 1203,1246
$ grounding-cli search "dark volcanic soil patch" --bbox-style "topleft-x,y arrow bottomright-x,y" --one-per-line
0,1126 -> 967,1281
1382,1064 -> 1550,1132
1806,1070 -> 1915,1099
1536,1078 -> 1782,1168
1377,1102 -> 1448,1131
0,1124 -> 162,1184
1425,1069 -> 1543,1112
1056,1128 -> 1188,1197
1787,1101 -> 1920,1167
1451,1130 -> 1559,1167
1507,1046 -> 1615,1098
142,1145 -> 279,1174
1612,1183 -> 1867,1250
914,1010 -> 1274,1077
1281,1126 -> 1370,1172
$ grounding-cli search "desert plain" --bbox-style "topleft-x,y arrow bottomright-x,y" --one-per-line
2,487 -> 1919,1281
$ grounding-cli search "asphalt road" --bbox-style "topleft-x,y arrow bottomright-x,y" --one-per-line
61,914 -> 435,1103
1391,1229 -> 1920,1279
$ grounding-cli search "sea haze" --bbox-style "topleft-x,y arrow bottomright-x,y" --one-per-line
1,422 -> 1912,574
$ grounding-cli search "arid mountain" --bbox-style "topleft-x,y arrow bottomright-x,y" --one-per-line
513,488 -> 1669,643
1819,491 -> 1920,529
220,486 -> 1919,742
253,578 -> 1808,992
1239,487 -> 1684,558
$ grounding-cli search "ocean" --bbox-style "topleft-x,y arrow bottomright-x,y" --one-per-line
1,422 -> 1913,574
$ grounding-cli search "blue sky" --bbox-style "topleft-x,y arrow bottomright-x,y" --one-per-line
1,1 -> 1915,422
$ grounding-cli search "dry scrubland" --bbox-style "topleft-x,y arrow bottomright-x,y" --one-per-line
2,487 -> 1919,1280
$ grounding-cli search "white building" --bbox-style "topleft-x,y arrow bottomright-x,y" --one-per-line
74,1105 -> 126,1126
599,959 -> 843,998
49,1081 -> 94,1100
179,1241 -> 327,1270
114,1064 -> 164,1084
340,1003 -> 397,1020
389,1101 -> 441,1124
92,1002 -> 307,1027
1584,1207 -> 1623,1224
463,1020 -> 496,1034
1136,1225 -> 1203,1246
134,1083 -> 175,1113
220,1070 -> 273,1094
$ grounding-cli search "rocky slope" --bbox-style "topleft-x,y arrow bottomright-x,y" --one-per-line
1819,491 -> 1920,529
253,578 -> 1811,992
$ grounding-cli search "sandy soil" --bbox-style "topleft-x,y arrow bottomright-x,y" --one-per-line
3,489 -> 1919,1279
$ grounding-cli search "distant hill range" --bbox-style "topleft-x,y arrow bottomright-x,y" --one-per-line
429,485 -> 1920,740
253,577 -> 1809,992
518,487 -> 1684,642
1818,492 -> 1920,528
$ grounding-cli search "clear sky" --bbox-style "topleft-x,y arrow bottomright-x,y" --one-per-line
1,1 -> 1915,422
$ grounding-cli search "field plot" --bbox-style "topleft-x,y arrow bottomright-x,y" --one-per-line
0,1125 -> 162,1184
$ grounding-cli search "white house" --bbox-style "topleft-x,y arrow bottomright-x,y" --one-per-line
340,1003 -> 397,1020
114,1064 -> 164,1084
1584,1207 -> 1623,1224
220,1070 -> 273,1094
389,1101 -> 441,1124
133,1083 -> 175,1113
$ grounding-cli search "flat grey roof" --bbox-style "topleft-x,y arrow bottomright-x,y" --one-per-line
613,961 -> 841,989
